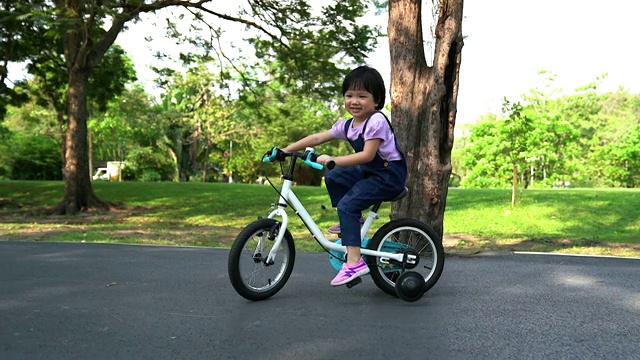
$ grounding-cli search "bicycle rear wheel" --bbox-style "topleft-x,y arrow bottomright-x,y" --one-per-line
228,218 -> 295,301
367,218 -> 444,297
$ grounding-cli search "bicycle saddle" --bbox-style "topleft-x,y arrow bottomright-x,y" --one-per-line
386,187 -> 408,202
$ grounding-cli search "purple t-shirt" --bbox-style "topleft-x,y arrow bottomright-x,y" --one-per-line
329,112 -> 403,161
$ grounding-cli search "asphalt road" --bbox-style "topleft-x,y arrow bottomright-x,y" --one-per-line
1,242 -> 638,360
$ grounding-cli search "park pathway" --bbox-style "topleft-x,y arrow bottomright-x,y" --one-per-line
1,242 -> 638,359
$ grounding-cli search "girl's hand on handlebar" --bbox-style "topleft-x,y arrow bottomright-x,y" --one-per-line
263,147 -> 287,162
316,154 -> 334,166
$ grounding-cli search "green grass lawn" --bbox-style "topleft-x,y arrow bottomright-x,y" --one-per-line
1,180 -> 638,257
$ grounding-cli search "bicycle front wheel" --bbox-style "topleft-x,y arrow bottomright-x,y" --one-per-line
368,218 -> 444,297
228,218 -> 295,301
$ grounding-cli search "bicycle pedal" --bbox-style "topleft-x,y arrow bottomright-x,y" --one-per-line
345,277 -> 362,288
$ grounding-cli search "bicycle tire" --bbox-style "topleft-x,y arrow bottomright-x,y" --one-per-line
228,218 -> 295,301
367,218 -> 444,297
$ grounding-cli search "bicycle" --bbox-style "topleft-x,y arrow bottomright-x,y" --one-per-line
227,147 -> 445,302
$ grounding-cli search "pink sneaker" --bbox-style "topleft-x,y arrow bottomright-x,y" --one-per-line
330,258 -> 369,286
328,217 -> 365,234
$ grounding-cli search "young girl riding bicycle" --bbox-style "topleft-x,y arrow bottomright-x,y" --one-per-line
283,65 -> 407,286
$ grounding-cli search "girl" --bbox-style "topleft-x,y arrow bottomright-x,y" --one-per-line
283,65 -> 407,286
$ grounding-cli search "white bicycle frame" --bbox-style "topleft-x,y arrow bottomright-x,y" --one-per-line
264,177 -> 417,266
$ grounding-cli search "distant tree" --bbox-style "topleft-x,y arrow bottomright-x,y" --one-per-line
231,75 -> 346,184
460,76 -> 640,190
152,62 -> 242,182
23,44 -> 136,178
587,91 -> 640,188
460,118 -> 511,189
501,100 -> 533,205
592,125 -> 640,188
89,85 -> 158,165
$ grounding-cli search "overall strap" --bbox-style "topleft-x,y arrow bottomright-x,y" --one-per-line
344,112 -> 404,158
343,118 -> 353,137
359,111 -> 394,136
370,111 -> 404,156
343,111 -> 389,138
377,111 -> 395,133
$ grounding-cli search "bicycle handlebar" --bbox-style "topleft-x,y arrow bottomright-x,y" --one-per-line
262,147 -> 325,171
302,151 -> 323,170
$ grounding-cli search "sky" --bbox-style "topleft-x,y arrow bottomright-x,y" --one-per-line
113,0 -> 640,125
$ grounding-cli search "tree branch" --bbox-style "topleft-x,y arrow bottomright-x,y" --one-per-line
116,1 -> 287,48
91,0 -> 289,68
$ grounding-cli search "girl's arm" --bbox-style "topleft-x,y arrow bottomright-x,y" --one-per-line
283,130 -> 334,152
317,138 -> 381,167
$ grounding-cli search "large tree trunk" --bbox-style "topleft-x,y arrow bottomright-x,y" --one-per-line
55,67 -> 110,214
54,0 -> 115,214
388,0 -> 464,237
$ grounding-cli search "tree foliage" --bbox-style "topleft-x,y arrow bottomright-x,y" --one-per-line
1,0 -> 381,214
230,75 -> 349,184
0,0 -> 47,119
459,77 -> 640,190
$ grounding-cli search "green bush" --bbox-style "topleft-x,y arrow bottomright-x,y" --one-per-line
124,147 -> 175,181
139,170 -> 162,182
2,134 -> 62,180
449,173 -> 462,187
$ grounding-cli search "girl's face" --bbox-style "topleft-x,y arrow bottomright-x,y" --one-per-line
344,89 -> 377,122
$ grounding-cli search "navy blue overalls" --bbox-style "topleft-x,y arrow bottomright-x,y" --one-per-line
325,111 -> 408,247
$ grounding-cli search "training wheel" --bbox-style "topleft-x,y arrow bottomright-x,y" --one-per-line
395,271 -> 425,302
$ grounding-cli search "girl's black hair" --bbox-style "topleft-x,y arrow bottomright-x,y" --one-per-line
341,65 -> 386,110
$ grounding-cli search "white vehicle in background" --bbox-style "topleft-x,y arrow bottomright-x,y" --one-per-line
92,161 -> 125,181
93,168 -> 109,180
